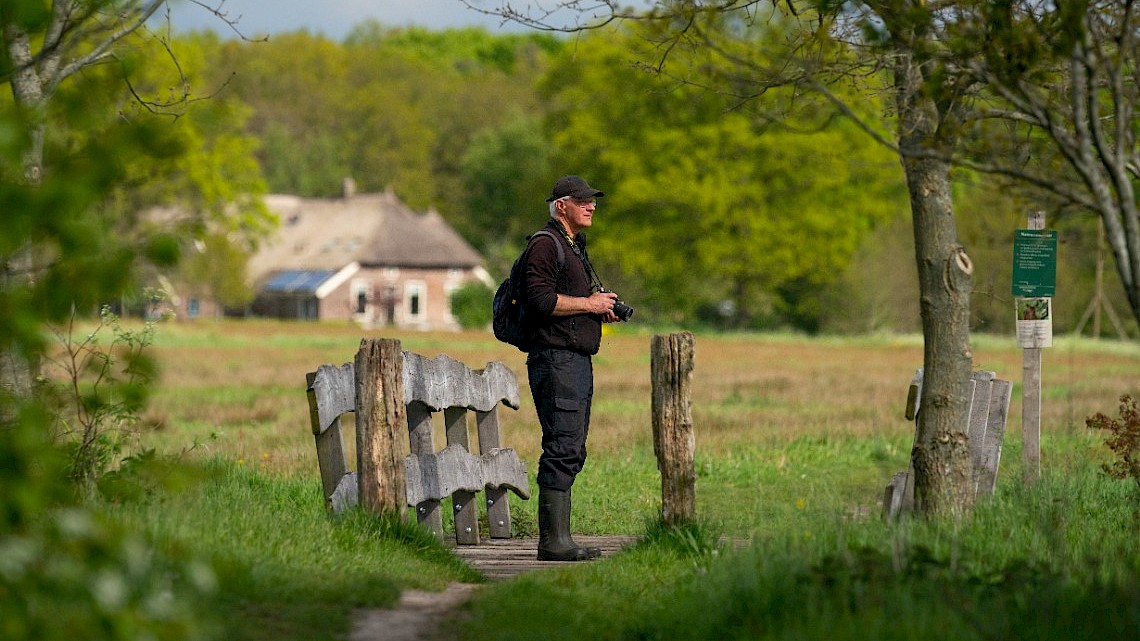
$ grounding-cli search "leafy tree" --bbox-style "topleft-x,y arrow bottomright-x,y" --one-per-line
459,112 -> 553,276
2,3 -> 271,406
1,3 -> 221,637
945,0 -> 1139,329
200,27 -> 560,254
463,0 -> 1016,516
536,26 -> 904,330
177,233 -> 255,312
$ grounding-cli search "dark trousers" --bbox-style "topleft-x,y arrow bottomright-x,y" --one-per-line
527,348 -> 593,492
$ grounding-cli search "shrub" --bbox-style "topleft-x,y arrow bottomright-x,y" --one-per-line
449,281 -> 494,329
42,306 -> 162,494
1086,394 -> 1140,492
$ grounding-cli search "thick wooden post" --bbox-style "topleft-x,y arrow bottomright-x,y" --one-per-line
651,332 -> 696,527
355,338 -> 408,517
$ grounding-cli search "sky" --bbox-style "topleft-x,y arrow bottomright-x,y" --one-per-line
164,0 -> 530,40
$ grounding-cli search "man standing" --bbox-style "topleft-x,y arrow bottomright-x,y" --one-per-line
524,175 -> 618,561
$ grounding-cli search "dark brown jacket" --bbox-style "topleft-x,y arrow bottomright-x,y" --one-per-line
523,220 -> 602,355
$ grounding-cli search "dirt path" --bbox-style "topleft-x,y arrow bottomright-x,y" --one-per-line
350,536 -> 638,641
350,583 -> 479,641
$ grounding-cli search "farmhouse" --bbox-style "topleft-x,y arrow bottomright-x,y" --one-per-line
243,187 -> 491,330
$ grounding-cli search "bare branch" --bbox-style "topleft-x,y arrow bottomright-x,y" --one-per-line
50,0 -> 168,92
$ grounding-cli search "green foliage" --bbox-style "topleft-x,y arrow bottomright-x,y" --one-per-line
106,31 -> 274,246
177,233 -> 255,310
202,27 -> 558,222
459,112 -> 553,270
636,518 -> 727,567
1,4 -> 242,639
1087,395 -> 1140,493
539,25 -> 905,331
449,280 -> 494,329
1,316 -> 214,641
0,504 -> 218,641
41,307 -> 163,493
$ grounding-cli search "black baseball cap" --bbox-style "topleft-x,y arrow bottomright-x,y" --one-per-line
546,175 -> 605,202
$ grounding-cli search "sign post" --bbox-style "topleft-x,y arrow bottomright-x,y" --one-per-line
1012,211 -> 1055,483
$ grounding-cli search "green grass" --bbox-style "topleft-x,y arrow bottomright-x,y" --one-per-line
109,461 -> 479,641
453,470 -> 1140,641
84,320 -> 1140,640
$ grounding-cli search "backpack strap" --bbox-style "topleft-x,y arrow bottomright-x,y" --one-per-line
527,229 -> 565,270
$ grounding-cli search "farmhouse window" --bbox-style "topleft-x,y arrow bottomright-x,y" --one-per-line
406,281 -> 425,322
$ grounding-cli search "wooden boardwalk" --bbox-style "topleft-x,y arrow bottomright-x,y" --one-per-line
450,536 -> 641,581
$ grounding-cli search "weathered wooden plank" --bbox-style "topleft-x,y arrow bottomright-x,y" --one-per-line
445,407 -> 479,545
407,402 -> 435,455
309,363 -> 355,435
976,379 -> 1012,496
888,369 -> 1011,519
905,368 -> 924,420
405,445 -> 530,505
1022,348 -> 1042,482
449,536 -> 640,581
355,339 -> 408,517
883,471 -> 908,521
1021,211 -> 1045,483
651,332 -> 696,527
406,402 -> 442,535
307,370 -> 350,506
308,348 -> 531,545
330,472 -> 359,513
403,352 -> 520,412
476,409 -> 512,538
967,378 -> 990,459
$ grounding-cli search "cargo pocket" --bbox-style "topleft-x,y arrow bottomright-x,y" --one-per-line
554,395 -> 581,412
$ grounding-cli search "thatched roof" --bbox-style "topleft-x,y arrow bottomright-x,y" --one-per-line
247,191 -> 483,284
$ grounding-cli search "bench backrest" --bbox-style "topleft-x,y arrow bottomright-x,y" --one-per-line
885,368 -> 1013,519
306,349 -> 530,544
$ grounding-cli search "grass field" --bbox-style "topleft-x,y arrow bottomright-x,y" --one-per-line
98,319 -> 1140,640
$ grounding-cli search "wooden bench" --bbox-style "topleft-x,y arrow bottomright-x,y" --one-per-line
305,344 -> 530,545
883,368 -> 1012,520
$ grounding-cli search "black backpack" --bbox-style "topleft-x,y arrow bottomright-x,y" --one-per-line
492,230 -> 564,351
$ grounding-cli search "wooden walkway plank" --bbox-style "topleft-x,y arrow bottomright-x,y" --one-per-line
450,536 -> 640,581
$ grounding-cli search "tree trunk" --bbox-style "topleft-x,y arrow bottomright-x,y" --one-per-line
1,24 -> 49,423
895,52 -> 976,519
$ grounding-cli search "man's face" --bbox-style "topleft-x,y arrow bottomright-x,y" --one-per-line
558,196 -> 596,233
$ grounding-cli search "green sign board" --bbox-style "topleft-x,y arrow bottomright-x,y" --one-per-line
1012,229 -> 1057,297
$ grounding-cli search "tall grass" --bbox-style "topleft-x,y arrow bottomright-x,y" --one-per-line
94,319 -> 1140,640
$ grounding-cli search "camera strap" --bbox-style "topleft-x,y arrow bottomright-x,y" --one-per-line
565,235 -> 606,293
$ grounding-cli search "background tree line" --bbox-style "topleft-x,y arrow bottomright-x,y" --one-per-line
79,19 -> 1133,337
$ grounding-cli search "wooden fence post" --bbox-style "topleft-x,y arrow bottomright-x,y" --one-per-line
1022,211 -> 1045,483
651,332 -> 696,527
355,338 -> 408,517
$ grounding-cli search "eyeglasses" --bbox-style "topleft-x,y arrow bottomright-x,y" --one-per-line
562,196 -> 596,207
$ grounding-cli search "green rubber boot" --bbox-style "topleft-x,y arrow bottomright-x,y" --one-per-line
537,487 -> 601,561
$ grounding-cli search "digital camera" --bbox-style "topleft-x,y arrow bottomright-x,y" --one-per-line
597,288 -> 634,322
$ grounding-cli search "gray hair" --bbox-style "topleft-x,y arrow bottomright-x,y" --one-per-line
549,196 -> 567,219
